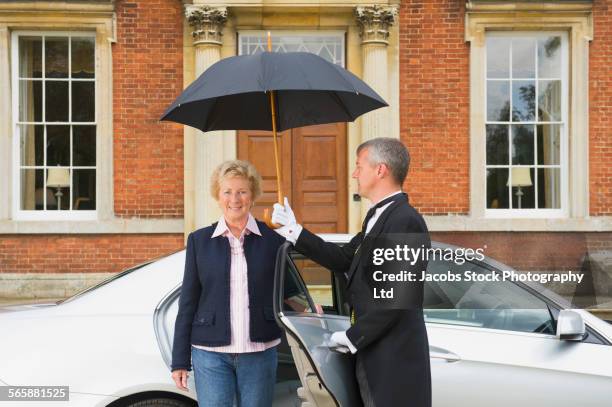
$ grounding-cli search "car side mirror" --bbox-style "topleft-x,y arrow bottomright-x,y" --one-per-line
556,310 -> 586,341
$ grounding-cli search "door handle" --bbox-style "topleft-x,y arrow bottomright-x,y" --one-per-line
429,346 -> 461,363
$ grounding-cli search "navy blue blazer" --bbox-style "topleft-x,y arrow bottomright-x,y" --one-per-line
171,219 -> 285,372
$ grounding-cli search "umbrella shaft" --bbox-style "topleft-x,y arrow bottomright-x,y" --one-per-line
266,31 -> 282,205
268,89 -> 282,204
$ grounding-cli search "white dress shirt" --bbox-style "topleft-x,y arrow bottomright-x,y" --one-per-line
363,190 -> 403,235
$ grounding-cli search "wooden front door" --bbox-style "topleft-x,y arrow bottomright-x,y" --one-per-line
238,123 -> 347,233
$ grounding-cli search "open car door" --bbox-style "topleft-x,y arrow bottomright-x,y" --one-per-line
274,242 -> 363,407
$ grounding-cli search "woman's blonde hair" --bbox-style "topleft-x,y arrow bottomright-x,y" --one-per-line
210,160 -> 262,200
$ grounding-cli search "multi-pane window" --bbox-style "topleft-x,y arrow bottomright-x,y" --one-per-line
239,31 -> 345,67
485,33 -> 566,215
13,33 -> 96,217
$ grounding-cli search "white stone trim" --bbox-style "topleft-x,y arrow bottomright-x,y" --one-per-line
192,1 -> 398,6
0,219 -> 184,234
0,272 -> 114,300
465,2 -> 592,13
0,26 -> 11,221
0,2 -> 114,14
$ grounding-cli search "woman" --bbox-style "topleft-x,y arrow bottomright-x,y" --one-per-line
170,160 -> 285,407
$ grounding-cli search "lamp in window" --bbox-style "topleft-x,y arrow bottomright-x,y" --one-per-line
47,167 -> 70,210
506,167 -> 532,209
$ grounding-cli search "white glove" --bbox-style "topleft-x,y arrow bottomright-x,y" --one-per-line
329,330 -> 357,354
272,197 -> 296,226
272,197 -> 302,244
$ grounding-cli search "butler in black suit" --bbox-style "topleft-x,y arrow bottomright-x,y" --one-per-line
272,137 -> 431,407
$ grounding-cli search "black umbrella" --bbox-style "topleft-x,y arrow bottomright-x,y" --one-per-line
160,52 -> 387,132
161,35 -> 386,224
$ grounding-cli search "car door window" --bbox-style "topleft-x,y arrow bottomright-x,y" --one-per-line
283,255 -> 318,313
289,251 -> 340,314
423,259 -> 556,335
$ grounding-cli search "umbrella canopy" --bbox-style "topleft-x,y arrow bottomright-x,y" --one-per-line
160,51 -> 387,132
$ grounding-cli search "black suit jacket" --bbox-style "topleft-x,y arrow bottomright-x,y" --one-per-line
295,192 -> 432,407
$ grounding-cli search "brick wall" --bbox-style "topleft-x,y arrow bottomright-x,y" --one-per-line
590,0 -> 612,215
113,0 -> 185,218
0,235 -> 184,274
399,0 -> 470,215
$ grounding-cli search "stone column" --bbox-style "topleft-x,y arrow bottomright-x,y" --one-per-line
185,6 -> 228,232
354,5 -> 397,220
355,5 -> 397,142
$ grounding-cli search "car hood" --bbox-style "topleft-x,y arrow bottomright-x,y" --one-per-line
0,302 -> 58,314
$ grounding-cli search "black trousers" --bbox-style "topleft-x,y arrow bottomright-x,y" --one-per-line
355,352 -> 376,407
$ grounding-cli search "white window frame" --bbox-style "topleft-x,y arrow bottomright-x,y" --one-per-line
237,30 -> 346,68
465,6 -> 593,227
484,31 -> 569,219
11,30 -> 97,221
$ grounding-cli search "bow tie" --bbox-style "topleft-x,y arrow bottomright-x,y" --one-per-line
361,193 -> 404,233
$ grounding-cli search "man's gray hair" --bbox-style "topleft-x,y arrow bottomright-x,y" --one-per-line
357,137 -> 410,185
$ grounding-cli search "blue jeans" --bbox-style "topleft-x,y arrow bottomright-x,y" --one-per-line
191,346 -> 277,407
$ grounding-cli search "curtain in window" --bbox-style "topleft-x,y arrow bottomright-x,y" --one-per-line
19,41 -> 36,210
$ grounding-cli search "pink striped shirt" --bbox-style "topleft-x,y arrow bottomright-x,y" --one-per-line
192,214 -> 281,353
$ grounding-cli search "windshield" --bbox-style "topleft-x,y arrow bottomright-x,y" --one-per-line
56,248 -> 184,305
56,262 -> 152,305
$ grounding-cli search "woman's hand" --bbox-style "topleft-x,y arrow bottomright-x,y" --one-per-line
171,369 -> 190,391
315,303 -> 324,315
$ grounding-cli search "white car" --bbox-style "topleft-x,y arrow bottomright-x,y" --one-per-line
0,235 -> 611,407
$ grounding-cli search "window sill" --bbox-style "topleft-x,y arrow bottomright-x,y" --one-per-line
483,209 -> 567,219
424,215 -> 612,232
0,218 -> 184,234
12,211 -> 98,222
